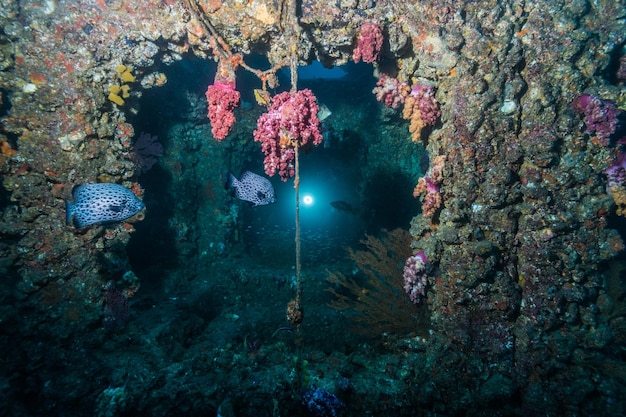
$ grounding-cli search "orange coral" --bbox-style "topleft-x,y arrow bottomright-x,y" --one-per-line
403,95 -> 427,142
401,84 -> 440,143
412,177 -> 427,198
0,140 -> 17,156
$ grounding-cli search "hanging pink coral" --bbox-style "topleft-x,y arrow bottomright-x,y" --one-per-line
353,22 -> 384,64
253,89 -> 323,181
206,58 -> 241,141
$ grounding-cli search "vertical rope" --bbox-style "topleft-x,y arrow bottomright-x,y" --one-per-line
294,143 -> 301,306
286,0 -> 303,328
290,54 -> 298,93
287,0 -> 299,93
284,0 -> 304,387
293,139 -> 304,388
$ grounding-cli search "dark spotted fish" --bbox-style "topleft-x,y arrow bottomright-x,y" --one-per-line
228,171 -> 276,206
65,183 -> 145,227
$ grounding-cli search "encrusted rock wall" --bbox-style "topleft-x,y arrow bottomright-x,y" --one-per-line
401,0 -> 625,412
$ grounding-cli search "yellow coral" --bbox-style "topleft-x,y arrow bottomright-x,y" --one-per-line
108,92 -> 124,106
116,64 -> 135,83
120,71 -> 135,83
108,65 -> 134,105
107,84 -> 126,105
120,84 -> 130,98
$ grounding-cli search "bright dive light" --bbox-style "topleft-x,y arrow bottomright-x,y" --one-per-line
302,194 -> 314,206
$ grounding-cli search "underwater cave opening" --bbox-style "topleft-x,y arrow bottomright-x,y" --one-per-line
123,54 -> 423,276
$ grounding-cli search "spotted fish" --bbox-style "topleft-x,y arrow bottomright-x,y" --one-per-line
65,183 -> 145,227
228,171 -> 276,206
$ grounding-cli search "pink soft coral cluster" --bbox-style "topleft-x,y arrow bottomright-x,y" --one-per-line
206,58 -> 241,141
403,251 -> 428,304
206,80 -> 240,141
414,177 -> 442,218
413,155 -> 446,218
353,22 -> 384,64
572,93 -> 622,146
253,89 -> 323,181
372,74 -> 410,108
402,83 -> 441,142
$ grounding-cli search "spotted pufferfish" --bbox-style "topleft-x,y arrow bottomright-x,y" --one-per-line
227,171 -> 276,206
65,183 -> 145,227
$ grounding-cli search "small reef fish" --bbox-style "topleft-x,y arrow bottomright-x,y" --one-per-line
317,103 -> 332,121
253,88 -> 271,106
228,171 -> 276,206
65,183 -> 145,227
